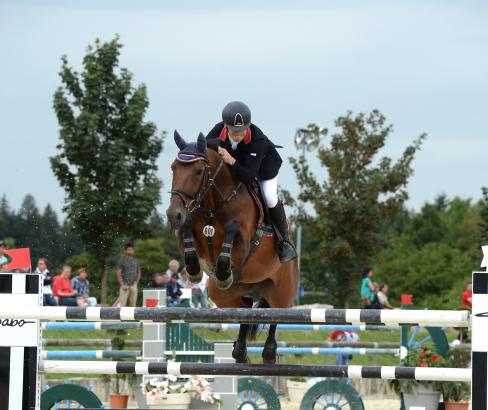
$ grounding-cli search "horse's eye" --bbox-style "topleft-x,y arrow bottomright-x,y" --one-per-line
195,169 -> 204,176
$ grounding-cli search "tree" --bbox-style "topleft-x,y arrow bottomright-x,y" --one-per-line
51,37 -> 163,303
290,110 -> 425,306
479,188 -> 488,246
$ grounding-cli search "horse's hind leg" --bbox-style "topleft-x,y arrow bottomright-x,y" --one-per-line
262,324 -> 278,364
215,219 -> 240,289
232,324 -> 250,363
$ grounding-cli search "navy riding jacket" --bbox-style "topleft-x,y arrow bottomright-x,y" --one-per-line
206,121 -> 282,184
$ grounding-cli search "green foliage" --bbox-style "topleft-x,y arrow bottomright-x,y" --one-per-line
290,110 -> 425,306
50,37 -> 163,302
441,349 -> 471,402
134,238 -> 171,280
0,195 -> 82,271
375,196 -> 480,308
479,187 -> 488,244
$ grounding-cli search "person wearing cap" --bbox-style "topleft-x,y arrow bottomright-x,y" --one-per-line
0,241 -> 13,272
206,101 -> 297,263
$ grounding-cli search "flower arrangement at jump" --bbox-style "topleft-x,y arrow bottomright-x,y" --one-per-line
141,370 -> 221,409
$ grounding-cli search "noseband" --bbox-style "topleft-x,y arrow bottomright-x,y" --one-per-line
170,156 -> 242,216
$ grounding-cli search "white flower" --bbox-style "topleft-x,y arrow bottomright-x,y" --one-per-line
168,374 -> 178,383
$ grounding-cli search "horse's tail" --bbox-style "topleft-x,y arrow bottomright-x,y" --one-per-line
247,297 -> 270,341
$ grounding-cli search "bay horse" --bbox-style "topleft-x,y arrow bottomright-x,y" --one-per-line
166,131 -> 299,364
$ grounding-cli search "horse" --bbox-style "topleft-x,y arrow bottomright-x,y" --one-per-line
166,131 -> 299,364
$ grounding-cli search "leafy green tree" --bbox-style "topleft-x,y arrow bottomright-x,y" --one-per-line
479,188 -> 488,245
290,110 -> 425,306
51,37 -> 163,303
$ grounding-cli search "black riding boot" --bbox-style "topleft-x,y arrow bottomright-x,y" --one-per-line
268,201 -> 297,263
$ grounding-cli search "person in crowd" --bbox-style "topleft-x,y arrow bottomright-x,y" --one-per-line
53,265 -> 82,306
328,330 -> 359,365
377,283 -> 393,309
0,241 -> 12,272
116,242 -> 141,307
147,273 -> 167,289
178,268 -> 192,289
71,268 -> 97,306
458,282 -> 472,342
166,259 -> 180,277
360,267 -> 376,308
192,271 -> 209,308
167,273 -> 183,306
35,257 -> 57,306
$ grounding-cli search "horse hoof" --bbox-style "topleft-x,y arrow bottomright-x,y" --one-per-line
262,356 -> 276,365
188,271 -> 203,284
216,271 -> 233,290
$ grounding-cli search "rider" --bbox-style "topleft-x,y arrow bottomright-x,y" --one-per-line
206,101 -> 297,263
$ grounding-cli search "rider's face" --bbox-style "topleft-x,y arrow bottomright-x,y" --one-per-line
228,129 -> 246,143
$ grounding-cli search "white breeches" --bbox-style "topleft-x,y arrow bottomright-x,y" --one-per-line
259,176 -> 279,208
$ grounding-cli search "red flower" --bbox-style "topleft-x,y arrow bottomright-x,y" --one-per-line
419,362 -> 428,367
431,354 -> 441,362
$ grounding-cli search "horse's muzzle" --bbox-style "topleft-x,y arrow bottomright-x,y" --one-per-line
166,206 -> 186,229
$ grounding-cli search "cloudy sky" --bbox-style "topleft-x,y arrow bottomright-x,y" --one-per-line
1,0 -> 487,216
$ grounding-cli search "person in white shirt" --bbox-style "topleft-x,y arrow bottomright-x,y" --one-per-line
192,271 -> 209,308
377,283 -> 393,309
35,257 -> 57,306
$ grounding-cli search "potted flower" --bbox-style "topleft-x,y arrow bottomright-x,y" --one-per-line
389,345 -> 446,410
442,348 -> 471,410
141,370 -> 221,409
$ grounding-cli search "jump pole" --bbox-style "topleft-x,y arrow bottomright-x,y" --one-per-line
0,306 -> 470,327
40,360 -> 470,381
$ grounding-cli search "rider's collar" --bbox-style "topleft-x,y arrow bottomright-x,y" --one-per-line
219,127 -> 252,144
176,153 -> 207,163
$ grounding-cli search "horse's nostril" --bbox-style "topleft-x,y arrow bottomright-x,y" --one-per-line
177,212 -> 182,221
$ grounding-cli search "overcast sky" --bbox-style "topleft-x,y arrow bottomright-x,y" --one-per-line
1,0 -> 487,217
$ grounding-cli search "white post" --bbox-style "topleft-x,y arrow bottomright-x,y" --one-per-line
0,273 -> 41,410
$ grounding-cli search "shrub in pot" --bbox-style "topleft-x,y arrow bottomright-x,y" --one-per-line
441,348 -> 470,410
389,345 -> 447,410
110,332 -> 129,408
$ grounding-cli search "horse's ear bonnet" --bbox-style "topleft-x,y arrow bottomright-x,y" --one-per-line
174,130 -> 208,163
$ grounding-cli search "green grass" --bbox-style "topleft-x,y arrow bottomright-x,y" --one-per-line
42,327 -> 464,380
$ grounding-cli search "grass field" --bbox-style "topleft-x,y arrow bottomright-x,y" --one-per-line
42,326 -> 462,379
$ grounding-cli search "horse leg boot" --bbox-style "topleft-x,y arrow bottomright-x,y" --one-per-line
262,324 -> 278,364
268,200 -> 297,263
215,219 -> 240,290
182,216 -> 202,283
232,324 -> 250,363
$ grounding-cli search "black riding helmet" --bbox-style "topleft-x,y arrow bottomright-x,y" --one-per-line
222,101 -> 251,132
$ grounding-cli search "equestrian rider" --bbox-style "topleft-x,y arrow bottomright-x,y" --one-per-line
206,101 -> 297,263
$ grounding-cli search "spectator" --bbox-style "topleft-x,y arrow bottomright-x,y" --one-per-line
167,273 -> 183,306
360,267 -> 375,308
166,259 -> 180,277
71,268 -> 97,307
328,330 -> 359,365
192,271 -> 209,308
53,265 -> 81,306
458,282 -> 472,342
0,241 -> 12,272
147,273 -> 167,289
116,242 -> 141,307
178,268 -> 192,289
377,283 -> 393,309
35,257 -> 57,306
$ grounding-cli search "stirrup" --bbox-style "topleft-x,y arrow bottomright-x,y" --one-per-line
278,240 -> 297,263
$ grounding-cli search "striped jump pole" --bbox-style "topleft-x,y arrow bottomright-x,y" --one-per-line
41,350 -> 141,359
246,347 -> 400,355
216,323 -> 400,331
42,321 -> 142,330
0,306 -> 470,327
40,360 -> 471,382
41,350 -> 213,359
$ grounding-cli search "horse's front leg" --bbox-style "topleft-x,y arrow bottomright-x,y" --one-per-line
262,324 -> 278,364
215,219 -> 240,289
182,215 -> 202,283
232,324 -> 250,363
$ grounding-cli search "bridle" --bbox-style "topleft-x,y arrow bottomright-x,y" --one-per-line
170,156 -> 242,218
